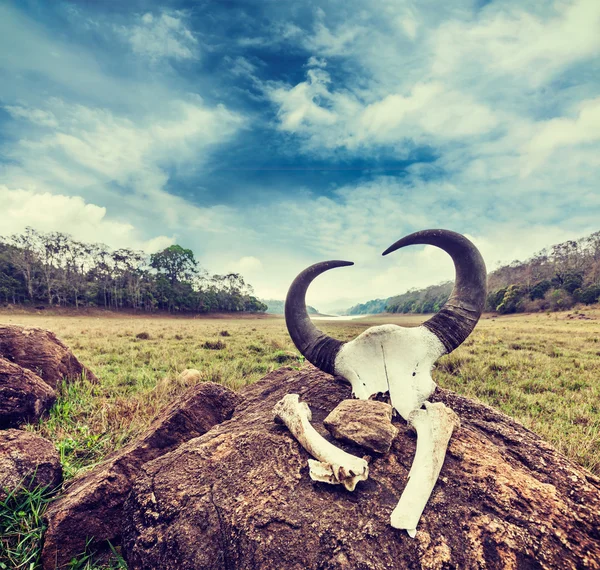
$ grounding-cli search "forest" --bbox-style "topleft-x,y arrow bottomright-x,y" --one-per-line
0,228 -> 267,313
346,231 -> 600,315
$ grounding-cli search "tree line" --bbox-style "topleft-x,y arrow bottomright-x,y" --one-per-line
345,231 -> 600,315
0,228 -> 267,313
485,231 -> 600,313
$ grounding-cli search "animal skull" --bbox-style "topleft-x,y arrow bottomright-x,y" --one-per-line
283,229 -> 486,536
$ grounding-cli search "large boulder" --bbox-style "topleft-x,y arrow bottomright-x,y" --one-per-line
42,381 -> 240,570
0,325 -> 97,389
123,367 -> 600,570
0,429 -> 62,500
0,357 -> 56,428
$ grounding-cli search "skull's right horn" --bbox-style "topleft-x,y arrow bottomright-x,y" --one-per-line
383,229 -> 487,353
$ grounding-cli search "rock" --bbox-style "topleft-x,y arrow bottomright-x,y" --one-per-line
323,399 -> 399,454
0,429 -> 62,500
123,367 -> 600,570
0,325 -> 97,389
0,357 -> 56,428
42,381 -> 240,570
179,368 -> 202,383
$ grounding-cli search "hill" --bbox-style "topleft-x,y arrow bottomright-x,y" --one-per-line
344,231 -> 600,315
262,299 -> 319,315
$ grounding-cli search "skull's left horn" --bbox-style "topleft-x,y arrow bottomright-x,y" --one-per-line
285,260 -> 353,375
383,229 -> 486,353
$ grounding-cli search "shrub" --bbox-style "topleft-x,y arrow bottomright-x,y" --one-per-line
521,297 -> 549,312
272,351 -> 300,364
487,288 -> 507,311
546,289 -> 575,311
496,285 -> 525,314
202,339 -> 226,350
530,280 -> 552,300
575,285 -> 600,305
562,272 -> 584,294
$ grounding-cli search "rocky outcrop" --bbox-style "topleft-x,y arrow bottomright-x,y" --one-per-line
0,357 -> 56,428
42,381 -> 240,570
0,325 -> 97,389
324,399 -> 399,454
122,367 -> 600,570
0,429 -> 62,500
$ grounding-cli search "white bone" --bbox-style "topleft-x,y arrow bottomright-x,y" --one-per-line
335,325 -> 445,420
273,394 -> 369,491
390,401 -> 460,537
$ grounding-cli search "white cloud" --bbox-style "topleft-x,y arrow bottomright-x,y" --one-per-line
356,82 -> 498,142
310,10 -> 366,57
265,0 -> 599,160
306,56 -> 327,68
4,105 -> 58,127
268,68 -> 338,132
432,0 -> 600,85
119,10 -> 198,61
0,185 -> 173,251
5,97 -> 243,192
398,10 -> 418,40
522,97 -> 600,174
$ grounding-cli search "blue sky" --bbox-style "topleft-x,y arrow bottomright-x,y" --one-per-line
1,0 -> 599,311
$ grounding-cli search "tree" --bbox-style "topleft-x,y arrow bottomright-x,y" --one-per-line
8,227 -> 41,302
150,245 -> 198,285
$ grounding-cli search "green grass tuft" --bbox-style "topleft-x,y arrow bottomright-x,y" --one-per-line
0,485 -> 54,569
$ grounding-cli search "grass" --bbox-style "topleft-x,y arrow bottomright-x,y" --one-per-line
0,485 -> 53,569
0,484 -> 127,570
0,307 -> 599,567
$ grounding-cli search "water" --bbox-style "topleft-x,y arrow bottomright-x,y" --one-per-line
311,314 -> 373,321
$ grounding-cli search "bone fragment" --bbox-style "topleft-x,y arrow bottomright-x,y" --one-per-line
273,394 -> 369,491
390,401 -> 460,537
324,399 -> 399,454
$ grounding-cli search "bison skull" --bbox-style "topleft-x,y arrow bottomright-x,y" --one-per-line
283,229 -> 486,536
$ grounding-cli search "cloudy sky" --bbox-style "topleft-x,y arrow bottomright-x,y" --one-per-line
1,0 -> 599,312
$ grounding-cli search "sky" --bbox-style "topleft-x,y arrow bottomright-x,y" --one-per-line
1,0 -> 599,312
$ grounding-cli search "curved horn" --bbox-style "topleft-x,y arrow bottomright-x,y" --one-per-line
383,229 -> 487,354
285,260 -> 353,374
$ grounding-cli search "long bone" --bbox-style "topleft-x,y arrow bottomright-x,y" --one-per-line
284,229 -> 486,535
390,402 -> 460,537
274,393 -> 369,491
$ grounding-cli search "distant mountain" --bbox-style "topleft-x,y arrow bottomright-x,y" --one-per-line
342,230 -> 600,315
262,299 -> 319,315
344,282 -> 452,316
344,298 -> 389,315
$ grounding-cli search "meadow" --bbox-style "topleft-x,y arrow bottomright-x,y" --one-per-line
1,307 -> 599,568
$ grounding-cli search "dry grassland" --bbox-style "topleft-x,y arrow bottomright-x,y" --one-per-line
1,308 -> 599,478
